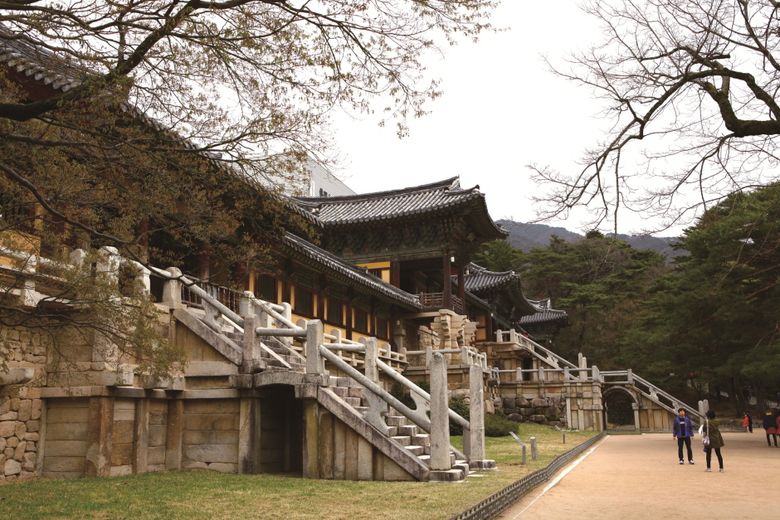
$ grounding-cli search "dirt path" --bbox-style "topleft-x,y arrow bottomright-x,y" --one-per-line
498,431 -> 780,519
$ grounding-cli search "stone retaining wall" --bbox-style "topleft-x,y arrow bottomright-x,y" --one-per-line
1,326 -> 47,481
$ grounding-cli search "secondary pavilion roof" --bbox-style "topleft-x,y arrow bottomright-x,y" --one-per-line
294,177 -> 508,241
519,298 -> 568,326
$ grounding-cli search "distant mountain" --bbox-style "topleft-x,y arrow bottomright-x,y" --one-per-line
496,220 -> 682,259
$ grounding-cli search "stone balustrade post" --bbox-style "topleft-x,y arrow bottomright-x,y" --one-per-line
70,248 -> 87,267
242,315 -> 256,374
429,352 -> 451,471
592,365 -> 600,382
363,336 -> 379,384
516,367 -> 523,383
162,267 -> 182,309
496,329 -> 503,342
460,346 -> 471,366
96,246 -> 120,285
530,436 -> 538,460
538,366 -> 545,383
626,368 -> 634,384
134,262 -> 151,295
282,302 -> 293,347
468,363 -> 487,465
239,291 -> 254,318
305,319 -> 325,377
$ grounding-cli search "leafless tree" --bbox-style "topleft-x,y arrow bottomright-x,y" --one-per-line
531,0 -> 780,233
0,1 -> 496,178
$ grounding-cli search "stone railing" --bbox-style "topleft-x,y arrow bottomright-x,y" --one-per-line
494,329 -> 703,424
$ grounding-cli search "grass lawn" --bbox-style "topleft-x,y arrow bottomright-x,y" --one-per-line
0,424 -> 595,520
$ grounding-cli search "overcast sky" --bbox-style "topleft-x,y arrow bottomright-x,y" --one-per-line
327,2 -> 677,236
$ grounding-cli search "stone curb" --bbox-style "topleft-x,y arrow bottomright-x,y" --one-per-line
450,431 -> 608,520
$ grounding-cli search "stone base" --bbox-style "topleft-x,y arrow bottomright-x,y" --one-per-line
469,459 -> 497,470
453,460 -> 470,476
429,468 -> 465,482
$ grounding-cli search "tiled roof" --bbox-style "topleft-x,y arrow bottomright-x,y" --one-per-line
518,308 -> 568,325
0,29 -> 85,92
295,177 -> 507,239
463,263 -> 521,293
0,28 -> 318,231
518,297 -> 568,325
282,233 -> 421,309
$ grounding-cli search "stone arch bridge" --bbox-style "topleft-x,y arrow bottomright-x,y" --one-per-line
481,330 -> 704,432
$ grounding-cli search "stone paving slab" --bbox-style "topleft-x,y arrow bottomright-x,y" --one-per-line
499,432 -> 780,519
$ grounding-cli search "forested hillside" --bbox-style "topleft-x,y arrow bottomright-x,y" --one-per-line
497,220 -> 681,259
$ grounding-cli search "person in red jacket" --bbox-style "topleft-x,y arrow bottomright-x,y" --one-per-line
742,412 -> 752,432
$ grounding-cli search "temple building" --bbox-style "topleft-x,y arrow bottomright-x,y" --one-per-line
0,29 -> 606,485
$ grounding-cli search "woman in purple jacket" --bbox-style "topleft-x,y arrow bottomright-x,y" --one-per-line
672,408 -> 695,464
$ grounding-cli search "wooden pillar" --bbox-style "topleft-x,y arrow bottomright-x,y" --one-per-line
85,397 -> 113,477
390,260 -> 401,288
442,253 -> 452,309
457,262 -> 466,301
345,296 -> 353,341
486,313 -> 494,342
133,399 -> 150,474
165,400 -> 184,470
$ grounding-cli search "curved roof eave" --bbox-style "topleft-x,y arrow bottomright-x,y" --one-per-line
282,232 -> 421,310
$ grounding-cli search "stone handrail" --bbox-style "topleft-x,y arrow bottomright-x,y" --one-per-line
376,358 -> 470,429
496,329 -> 577,369
319,345 -> 469,463
609,370 -> 702,421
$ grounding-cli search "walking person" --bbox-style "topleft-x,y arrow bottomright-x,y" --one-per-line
702,410 -> 725,472
672,407 -> 695,464
762,410 -> 777,447
742,412 -> 753,433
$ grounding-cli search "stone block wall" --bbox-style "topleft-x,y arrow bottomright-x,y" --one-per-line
1,326 -> 47,481
182,399 -> 239,473
500,395 -> 566,426
41,398 -> 89,478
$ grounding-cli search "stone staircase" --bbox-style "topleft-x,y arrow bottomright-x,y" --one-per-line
162,273 -> 480,482
328,375 -> 469,481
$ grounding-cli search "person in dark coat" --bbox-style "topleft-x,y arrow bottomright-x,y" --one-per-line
762,410 -> 777,447
672,407 -> 695,464
702,410 -> 725,472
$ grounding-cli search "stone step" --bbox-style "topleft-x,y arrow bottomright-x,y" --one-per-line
344,396 -> 362,407
418,454 -> 430,465
398,424 -> 417,437
391,435 -> 411,447
386,426 -> 398,437
347,386 -> 364,398
354,406 -> 368,414
404,445 -> 424,456
453,460 -> 470,477
412,433 -> 430,446
429,468 -> 465,482
386,415 -> 406,427
333,376 -> 352,387
331,386 -> 349,398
